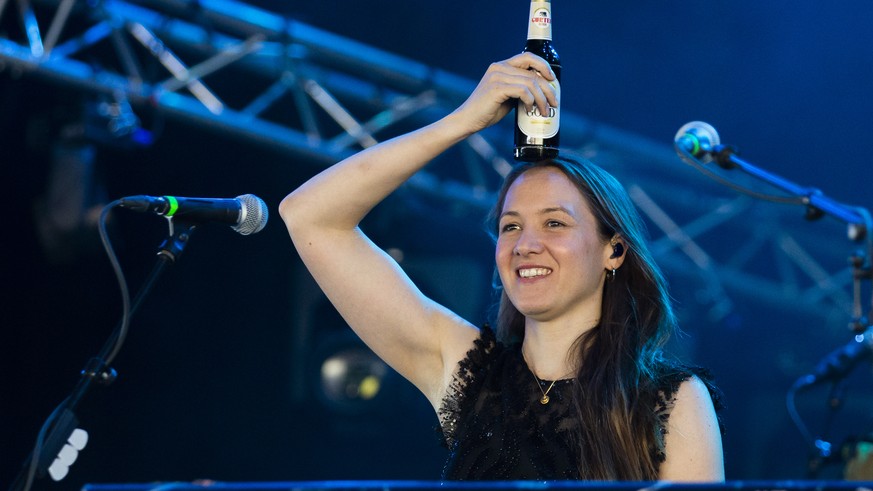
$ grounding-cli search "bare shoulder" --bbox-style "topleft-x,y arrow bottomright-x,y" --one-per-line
673,376 -> 718,419
659,375 -> 725,482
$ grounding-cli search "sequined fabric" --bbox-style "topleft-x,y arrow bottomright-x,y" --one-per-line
437,325 -> 724,480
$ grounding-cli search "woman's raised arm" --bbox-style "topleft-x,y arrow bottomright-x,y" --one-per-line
278,53 -> 558,408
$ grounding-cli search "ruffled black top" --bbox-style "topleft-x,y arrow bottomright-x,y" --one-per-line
437,325 -> 724,480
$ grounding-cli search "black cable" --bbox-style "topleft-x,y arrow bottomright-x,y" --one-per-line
98,200 -> 131,366
674,144 -> 809,206
786,383 -> 817,449
14,200 -> 131,491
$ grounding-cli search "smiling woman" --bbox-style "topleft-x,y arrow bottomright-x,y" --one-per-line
279,52 -> 724,481
494,166 -> 618,331
472,156 -> 724,480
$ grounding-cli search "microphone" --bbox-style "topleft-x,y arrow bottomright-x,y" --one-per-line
793,326 -> 873,390
674,121 -> 720,163
119,194 -> 269,235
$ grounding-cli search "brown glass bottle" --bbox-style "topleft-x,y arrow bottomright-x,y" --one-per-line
514,0 -> 561,162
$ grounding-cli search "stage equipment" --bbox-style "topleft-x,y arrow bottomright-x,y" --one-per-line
79,479 -> 873,491
9,196 -> 265,491
0,0 -> 858,324
120,193 -> 269,235
673,121 -> 873,479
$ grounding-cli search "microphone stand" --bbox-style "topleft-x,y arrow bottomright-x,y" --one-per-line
9,219 -> 197,491
709,144 -> 872,332
703,144 -> 873,476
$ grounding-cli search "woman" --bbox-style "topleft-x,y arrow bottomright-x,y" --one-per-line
279,52 -> 724,481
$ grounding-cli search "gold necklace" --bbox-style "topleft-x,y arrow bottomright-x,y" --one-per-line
527,368 -> 558,405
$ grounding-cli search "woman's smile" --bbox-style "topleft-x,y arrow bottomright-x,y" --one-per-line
517,266 -> 553,279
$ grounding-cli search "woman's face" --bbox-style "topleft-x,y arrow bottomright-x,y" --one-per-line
495,167 -> 617,324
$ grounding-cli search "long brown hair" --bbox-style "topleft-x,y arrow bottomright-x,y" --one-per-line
487,155 -> 677,479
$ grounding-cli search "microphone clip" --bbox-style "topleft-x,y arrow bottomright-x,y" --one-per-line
711,144 -> 740,170
158,220 -> 196,263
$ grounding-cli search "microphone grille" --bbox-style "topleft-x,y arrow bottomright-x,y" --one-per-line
233,194 -> 269,235
675,121 -> 721,163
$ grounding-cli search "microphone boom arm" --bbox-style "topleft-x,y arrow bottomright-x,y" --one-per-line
674,122 -> 872,333
711,144 -> 868,241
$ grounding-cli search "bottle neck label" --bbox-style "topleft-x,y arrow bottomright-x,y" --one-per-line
527,1 -> 552,41
517,78 -> 560,139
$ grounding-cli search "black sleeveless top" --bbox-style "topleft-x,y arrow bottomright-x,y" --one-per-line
437,326 -> 724,480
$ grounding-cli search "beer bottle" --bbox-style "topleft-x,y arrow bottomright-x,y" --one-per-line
514,0 -> 561,161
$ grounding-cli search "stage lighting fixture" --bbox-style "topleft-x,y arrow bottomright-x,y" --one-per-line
311,331 -> 392,414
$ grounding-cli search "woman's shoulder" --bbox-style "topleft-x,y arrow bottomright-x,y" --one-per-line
655,363 -> 726,480
653,360 -> 725,433
658,361 -> 722,400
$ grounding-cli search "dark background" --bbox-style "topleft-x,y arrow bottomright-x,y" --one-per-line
3,1 -> 873,490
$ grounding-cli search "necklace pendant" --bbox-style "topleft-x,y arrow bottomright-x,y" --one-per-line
540,395 -> 550,405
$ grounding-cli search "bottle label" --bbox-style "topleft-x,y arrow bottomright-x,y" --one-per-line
517,77 -> 560,139
527,1 -> 552,41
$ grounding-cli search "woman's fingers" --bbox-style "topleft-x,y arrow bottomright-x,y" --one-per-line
486,55 -> 559,116
529,71 -> 560,116
507,52 -> 557,81
452,53 -> 559,133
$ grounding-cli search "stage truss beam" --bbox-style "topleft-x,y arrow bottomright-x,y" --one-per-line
0,0 -> 859,326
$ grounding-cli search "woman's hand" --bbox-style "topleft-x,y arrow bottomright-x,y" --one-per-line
451,52 -> 559,135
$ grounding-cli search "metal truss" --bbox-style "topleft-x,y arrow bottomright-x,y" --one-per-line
0,0 -> 864,328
